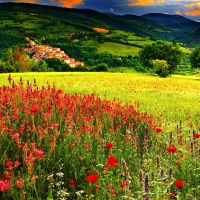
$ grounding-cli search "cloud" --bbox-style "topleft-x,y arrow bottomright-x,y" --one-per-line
184,3 -> 200,16
50,0 -> 84,8
175,10 -> 182,15
128,0 -> 165,6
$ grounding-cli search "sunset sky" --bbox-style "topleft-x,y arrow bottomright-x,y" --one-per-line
1,0 -> 200,21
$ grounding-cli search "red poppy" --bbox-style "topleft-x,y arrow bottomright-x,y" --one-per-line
69,179 -> 75,187
106,142 -> 112,149
166,144 -> 177,153
107,155 -> 118,167
30,106 -> 39,114
194,133 -> 200,138
6,159 -> 13,168
174,180 -> 185,188
86,173 -> 98,183
120,181 -> 126,189
175,162 -> 181,166
155,127 -> 162,132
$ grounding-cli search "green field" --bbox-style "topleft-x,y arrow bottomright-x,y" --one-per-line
98,42 -> 141,56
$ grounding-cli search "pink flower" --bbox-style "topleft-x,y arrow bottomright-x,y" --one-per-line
35,149 -> 44,159
0,178 -> 10,191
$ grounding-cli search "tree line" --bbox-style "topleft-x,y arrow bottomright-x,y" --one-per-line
0,40 -> 199,76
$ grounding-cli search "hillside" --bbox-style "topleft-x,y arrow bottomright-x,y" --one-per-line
0,2 -> 199,47
0,1 -> 195,67
141,13 -> 194,25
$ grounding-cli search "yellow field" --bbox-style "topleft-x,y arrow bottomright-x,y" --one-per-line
2,72 -> 200,132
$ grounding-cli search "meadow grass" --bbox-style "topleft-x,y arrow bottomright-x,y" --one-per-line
98,42 -> 141,56
1,72 -> 200,130
0,72 -> 200,199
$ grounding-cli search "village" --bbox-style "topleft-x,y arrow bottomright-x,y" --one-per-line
23,37 -> 84,68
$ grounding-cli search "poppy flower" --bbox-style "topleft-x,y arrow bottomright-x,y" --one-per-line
120,181 -> 126,189
166,144 -> 177,153
30,106 -> 39,114
86,173 -> 98,183
69,179 -> 75,187
175,162 -> 181,166
107,155 -> 118,167
194,133 -> 200,138
155,127 -> 162,132
105,142 -> 112,149
174,180 -> 185,188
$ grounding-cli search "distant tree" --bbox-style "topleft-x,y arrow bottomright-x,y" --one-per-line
45,58 -> 65,72
139,40 -> 183,75
94,63 -> 108,72
0,60 -> 15,73
151,59 -> 169,77
3,46 -> 32,72
190,46 -> 200,69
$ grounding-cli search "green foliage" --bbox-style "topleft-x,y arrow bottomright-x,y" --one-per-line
94,63 -> 109,72
139,40 -> 183,75
151,59 -> 169,77
45,58 -> 69,72
190,46 -> 200,69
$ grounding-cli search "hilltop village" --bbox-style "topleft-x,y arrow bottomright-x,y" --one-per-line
23,37 -> 84,68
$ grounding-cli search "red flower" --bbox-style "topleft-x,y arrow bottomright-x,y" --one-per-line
120,181 -> 126,189
0,178 -> 10,191
86,173 -> 98,183
166,144 -> 177,153
174,180 -> 185,188
106,142 -> 112,149
194,133 -> 200,138
35,149 -> 44,159
69,179 -> 75,187
170,192 -> 175,197
7,75 -> 12,83
155,127 -> 162,132
175,162 -> 181,166
6,159 -> 13,168
107,155 -> 118,167
30,106 -> 39,114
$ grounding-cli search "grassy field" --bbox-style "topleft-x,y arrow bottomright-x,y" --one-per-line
1,72 -> 200,199
2,72 -> 200,129
98,42 -> 141,56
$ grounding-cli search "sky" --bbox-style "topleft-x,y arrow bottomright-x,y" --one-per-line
1,0 -> 200,21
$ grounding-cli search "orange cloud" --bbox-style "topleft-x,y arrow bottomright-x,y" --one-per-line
175,10 -> 182,15
128,0 -> 165,6
51,0 -> 83,8
185,3 -> 200,16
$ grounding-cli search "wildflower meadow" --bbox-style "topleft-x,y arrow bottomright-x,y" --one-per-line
0,72 -> 200,200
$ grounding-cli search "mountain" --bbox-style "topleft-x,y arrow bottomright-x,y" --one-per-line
0,2 -> 199,47
141,13 -> 195,26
